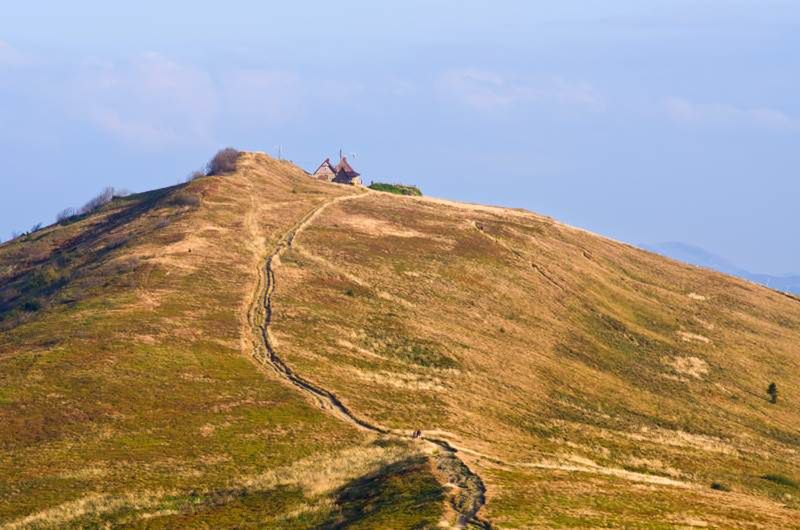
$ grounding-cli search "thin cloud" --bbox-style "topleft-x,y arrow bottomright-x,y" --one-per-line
437,68 -> 604,112
222,69 -> 302,123
65,52 -> 365,147
438,69 -> 514,110
664,97 -> 799,131
220,69 -> 364,127
68,53 -> 218,148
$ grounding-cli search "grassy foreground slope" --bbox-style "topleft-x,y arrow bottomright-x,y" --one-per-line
2,152 -> 800,528
275,188 -> 800,527
0,154 -> 446,528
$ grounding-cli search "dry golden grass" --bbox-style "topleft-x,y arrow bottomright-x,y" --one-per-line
5,442 -> 417,529
2,152 -> 799,527
274,185 -> 800,526
0,154 -> 446,528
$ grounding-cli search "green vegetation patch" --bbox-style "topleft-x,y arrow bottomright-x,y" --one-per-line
0,184 -> 177,331
67,454 -> 444,529
368,182 -> 422,196
321,456 -> 444,529
485,467 -> 785,529
364,315 -> 459,369
711,482 -> 731,492
761,473 -> 798,488
124,486 -> 310,529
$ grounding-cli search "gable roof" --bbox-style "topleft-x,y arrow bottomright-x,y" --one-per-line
334,156 -> 360,178
313,158 -> 336,175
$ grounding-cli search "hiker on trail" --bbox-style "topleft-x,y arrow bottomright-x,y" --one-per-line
412,429 -> 421,439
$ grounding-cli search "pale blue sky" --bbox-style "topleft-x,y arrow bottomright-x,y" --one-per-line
1,1 -> 798,274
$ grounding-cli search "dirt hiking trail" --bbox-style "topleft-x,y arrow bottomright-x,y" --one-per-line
246,191 -> 490,529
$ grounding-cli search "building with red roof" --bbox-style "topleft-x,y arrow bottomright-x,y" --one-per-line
311,155 -> 362,186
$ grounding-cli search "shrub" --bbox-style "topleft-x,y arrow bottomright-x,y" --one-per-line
30,223 -> 43,233
21,300 -> 41,312
710,482 -> 730,492
206,148 -> 240,176
22,267 -> 67,295
767,382 -> 778,404
168,191 -> 202,208
368,182 -> 422,196
761,474 -> 798,488
79,187 -> 115,215
186,169 -> 206,182
56,207 -> 77,223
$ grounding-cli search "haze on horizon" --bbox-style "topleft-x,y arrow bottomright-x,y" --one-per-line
1,0 -> 798,275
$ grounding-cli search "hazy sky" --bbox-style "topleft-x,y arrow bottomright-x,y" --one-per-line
1,1 -> 798,274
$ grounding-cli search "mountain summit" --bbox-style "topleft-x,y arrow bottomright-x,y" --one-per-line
1,153 -> 799,528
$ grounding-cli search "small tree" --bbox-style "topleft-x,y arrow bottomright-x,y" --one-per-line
767,382 -> 778,404
206,148 -> 240,176
56,207 -> 76,223
186,168 -> 206,182
79,187 -> 115,215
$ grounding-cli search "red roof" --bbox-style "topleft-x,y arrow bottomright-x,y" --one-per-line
334,156 -> 360,178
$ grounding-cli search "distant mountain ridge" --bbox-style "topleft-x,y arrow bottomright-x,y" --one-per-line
642,241 -> 800,294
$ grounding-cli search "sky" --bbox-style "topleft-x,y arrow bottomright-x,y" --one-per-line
1,1 -> 798,274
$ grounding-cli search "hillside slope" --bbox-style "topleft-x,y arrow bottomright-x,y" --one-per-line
0,155 -> 445,528
1,153 -> 799,528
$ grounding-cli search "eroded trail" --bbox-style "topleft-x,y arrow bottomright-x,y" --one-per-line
247,192 -> 489,529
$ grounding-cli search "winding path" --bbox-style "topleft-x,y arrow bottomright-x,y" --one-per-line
247,192 -> 490,529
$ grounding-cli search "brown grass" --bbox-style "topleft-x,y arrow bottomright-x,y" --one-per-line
273,186 -> 800,525
2,152 -> 800,527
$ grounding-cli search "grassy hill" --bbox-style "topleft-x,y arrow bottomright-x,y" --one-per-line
1,152 -> 799,528
367,183 -> 423,196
